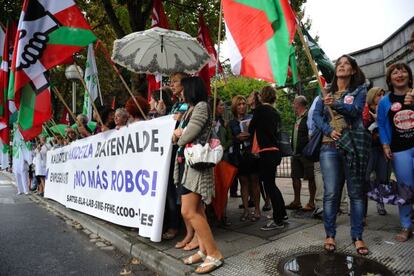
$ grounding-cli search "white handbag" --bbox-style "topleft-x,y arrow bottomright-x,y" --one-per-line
184,133 -> 223,170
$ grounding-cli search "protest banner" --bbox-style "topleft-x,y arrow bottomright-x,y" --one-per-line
45,115 -> 176,242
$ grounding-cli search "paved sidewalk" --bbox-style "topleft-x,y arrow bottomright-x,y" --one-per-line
3,171 -> 413,275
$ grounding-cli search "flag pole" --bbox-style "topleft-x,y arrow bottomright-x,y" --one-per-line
296,23 -> 334,119
52,87 -> 78,123
50,118 -> 59,127
42,124 -> 58,140
73,61 -> 105,127
52,86 -> 82,136
213,0 -> 224,122
95,40 -> 147,120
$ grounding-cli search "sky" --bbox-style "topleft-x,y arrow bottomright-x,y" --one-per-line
303,0 -> 414,59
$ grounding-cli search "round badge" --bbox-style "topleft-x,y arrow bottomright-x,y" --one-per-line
344,95 -> 354,104
393,110 -> 414,130
391,102 -> 402,112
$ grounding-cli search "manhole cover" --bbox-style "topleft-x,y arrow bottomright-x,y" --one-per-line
278,252 -> 394,276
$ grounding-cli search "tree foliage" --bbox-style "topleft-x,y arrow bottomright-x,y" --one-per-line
1,0 -> 318,130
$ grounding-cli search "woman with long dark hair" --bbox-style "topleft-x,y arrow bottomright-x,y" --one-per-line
173,76 -> 223,274
313,55 -> 369,255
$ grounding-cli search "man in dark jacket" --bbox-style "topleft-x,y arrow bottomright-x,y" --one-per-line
285,96 -> 316,211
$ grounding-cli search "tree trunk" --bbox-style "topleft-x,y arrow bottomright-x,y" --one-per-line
101,0 -> 126,39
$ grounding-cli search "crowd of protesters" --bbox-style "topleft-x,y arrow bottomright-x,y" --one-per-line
9,42 -> 414,273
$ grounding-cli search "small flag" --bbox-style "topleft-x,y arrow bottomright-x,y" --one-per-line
82,43 -> 101,121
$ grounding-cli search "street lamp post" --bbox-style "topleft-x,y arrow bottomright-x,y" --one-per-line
64,64 -> 84,115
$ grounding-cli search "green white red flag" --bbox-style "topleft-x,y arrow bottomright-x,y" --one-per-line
11,0 -> 96,140
222,0 -> 296,85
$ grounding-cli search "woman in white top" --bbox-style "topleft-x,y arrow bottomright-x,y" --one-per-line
34,136 -> 49,196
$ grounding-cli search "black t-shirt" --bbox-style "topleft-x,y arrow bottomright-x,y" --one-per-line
388,93 -> 414,152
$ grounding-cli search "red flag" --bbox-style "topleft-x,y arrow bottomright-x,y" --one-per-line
151,0 -> 169,29
11,0 -> 96,140
147,0 -> 169,101
197,14 -> 223,94
60,107 -> 70,125
0,22 -> 17,145
212,160 -> 238,220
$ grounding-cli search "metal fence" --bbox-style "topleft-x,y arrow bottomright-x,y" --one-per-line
276,156 -> 291,178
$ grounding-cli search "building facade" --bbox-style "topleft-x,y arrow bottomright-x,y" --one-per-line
349,16 -> 414,89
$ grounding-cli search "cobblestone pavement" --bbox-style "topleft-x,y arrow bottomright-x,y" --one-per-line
3,171 -> 413,275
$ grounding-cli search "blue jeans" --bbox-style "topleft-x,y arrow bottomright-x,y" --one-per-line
392,148 -> 414,229
320,144 -> 365,240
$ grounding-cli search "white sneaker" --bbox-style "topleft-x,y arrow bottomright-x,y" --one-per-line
260,221 -> 284,231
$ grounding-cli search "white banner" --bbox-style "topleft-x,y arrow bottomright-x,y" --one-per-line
45,116 -> 176,242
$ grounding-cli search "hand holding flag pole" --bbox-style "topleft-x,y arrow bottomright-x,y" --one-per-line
296,23 -> 334,119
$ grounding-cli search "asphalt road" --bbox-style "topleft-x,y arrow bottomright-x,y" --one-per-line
0,175 -> 153,276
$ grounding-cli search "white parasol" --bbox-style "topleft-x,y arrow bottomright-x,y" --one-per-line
112,27 -> 211,76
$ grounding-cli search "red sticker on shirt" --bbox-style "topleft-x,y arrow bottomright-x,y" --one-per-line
344,95 -> 354,104
393,110 -> 414,130
391,102 -> 402,112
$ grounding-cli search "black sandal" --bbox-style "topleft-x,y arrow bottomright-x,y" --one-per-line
353,238 -> 369,255
324,236 -> 336,252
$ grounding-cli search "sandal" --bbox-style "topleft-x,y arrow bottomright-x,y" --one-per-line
183,242 -> 199,251
302,203 -> 315,212
195,255 -> 224,274
250,213 -> 261,222
324,236 -> 336,252
354,239 -> 369,255
183,250 -> 206,265
175,240 -> 188,249
395,228 -> 412,242
240,211 -> 250,222
285,202 -> 302,210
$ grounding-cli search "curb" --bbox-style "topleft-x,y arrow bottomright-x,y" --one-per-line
41,198 -> 192,276
2,172 -> 191,276
40,199 -> 192,276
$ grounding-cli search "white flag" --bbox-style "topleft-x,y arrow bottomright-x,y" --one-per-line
0,140 -> 9,169
83,43 -> 101,120
12,127 -> 31,173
